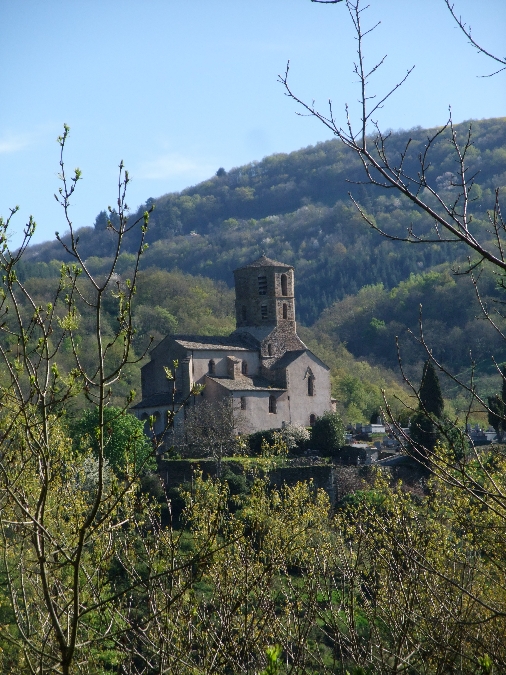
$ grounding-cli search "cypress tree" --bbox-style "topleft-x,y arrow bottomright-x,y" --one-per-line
409,360 -> 444,465
419,360 -> 444,418
487,364 -> 506,443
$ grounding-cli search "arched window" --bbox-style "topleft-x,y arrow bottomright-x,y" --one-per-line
269,395 -> 277,414
240,396 -> 247,410
282,303 -> 288,319
241,360 -> 248,375
267,343 -> 272,356
208,359 -> 216,375
309,414 -> 316,426
308,376 -> 314,396
258,275 -> 267,295
281,273 -> 288,296
261,304 -> 268,320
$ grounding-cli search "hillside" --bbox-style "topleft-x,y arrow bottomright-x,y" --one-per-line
23,117 -> 506,325
10,117 -> 506,423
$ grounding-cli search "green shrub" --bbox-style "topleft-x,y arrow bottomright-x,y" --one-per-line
311,411 -> 345,455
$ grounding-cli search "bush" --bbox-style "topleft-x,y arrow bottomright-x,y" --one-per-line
311,411 -> 345,456
248,429 -> 278,455
70,406 -> 155,475
281,424 -> 311,452
248,425 -> 311,456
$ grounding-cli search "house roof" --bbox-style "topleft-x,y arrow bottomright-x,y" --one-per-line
206,375 -> 286,392
173,334 -> 254,351
234,255 -> 293,271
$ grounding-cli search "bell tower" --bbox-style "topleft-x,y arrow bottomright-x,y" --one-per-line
232,255 -> 305,359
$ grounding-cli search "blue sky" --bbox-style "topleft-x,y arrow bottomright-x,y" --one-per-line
1,0 -> 505,247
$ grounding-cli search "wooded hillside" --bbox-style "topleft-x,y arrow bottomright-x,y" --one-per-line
23,118 -> 506,325
15,117 -> 506,420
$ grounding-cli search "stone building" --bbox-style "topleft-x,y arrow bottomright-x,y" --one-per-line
131,255 -> 332,436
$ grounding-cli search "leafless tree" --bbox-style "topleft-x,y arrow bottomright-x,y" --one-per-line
280,0 -> 506,463
0,127 -> 227,674
280,4 -> 506,664
176,398 -> 243,476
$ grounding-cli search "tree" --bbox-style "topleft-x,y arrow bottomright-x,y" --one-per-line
311,410 -> 345,454
419,360 -> 444,419
175,398 -> 241,475
282,0 -> 505,458
279,3 -> 506,669
70,405 -> 155,475
409,360 -> 445,462
0,127 -> 225,674
487,365 -> 506,443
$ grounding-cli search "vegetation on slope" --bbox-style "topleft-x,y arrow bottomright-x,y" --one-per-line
23,118 -> 506,324
11,119 -> 506,421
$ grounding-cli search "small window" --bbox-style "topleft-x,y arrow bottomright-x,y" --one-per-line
208,359 -> 216,375
261,304 -> 268,320
269,395 -> 277,414
242,305 -> 247,322
282,303 -> 288,320
240,396 -> 247,410
241,360 -> 248,375
258,275 -> 267,295
267,343 -> 272,356
309,414 -> 316,426
308,376 -> 314,396
281,273 -> 288,296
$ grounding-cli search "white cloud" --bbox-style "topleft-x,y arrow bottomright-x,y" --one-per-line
0,132 -> 31,154
137,153 -> 214,181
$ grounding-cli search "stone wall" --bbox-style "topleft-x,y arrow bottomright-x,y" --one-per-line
157,458 -> 338,505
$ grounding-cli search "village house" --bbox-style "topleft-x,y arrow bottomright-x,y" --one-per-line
131,255 -> 332,437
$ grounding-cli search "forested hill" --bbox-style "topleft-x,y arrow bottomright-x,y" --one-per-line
23,117 -> 506,325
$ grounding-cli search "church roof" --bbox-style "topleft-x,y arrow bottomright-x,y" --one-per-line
271,349 -> 331,371
271,350 -> 307,369
173,335 -> 254,351
206,375 -> 286,392
234,255 -> 293,271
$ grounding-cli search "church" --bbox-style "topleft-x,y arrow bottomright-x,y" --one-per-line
132,255 -> 332,436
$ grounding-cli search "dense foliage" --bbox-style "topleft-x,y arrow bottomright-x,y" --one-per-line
69,406 -> 155,474
310,411 -> 346,455
3,440 -> 506,674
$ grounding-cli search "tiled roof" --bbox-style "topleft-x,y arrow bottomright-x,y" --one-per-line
234,255 -> 293,271
206,375 -> 286,392
173,334 -> 253,351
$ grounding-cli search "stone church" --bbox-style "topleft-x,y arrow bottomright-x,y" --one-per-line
132,255 -> 332,436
